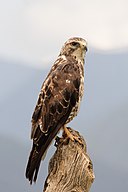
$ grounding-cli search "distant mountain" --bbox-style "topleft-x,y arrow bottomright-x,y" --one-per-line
0,50 -> 128,192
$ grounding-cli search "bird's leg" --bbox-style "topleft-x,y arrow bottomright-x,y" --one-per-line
63,125 -> 82,144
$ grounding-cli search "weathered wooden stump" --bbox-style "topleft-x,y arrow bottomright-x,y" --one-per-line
43,127 -> 95,192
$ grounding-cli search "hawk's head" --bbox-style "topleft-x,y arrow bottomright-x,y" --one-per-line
60,37 -> 88,62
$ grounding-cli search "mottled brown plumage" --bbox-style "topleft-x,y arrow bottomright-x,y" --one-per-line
25,37 -> 87,184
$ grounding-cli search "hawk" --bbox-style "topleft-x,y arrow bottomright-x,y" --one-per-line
25,37 -> 88,184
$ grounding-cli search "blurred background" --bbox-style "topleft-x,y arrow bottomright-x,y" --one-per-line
0,0 -> 128,191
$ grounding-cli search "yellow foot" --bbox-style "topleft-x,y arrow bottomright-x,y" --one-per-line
63,126 -> 82,144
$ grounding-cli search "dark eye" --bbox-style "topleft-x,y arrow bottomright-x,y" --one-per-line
71,42 -> 79,47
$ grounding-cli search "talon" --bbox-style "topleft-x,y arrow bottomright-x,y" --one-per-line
63,126 -> 82,144
54,136 -> 59,146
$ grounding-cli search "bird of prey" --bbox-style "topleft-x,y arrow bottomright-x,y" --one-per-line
25,37 -> 88,184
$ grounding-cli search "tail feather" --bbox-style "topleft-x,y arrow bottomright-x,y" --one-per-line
25,126 -> 61,184
25,143 -> 41,184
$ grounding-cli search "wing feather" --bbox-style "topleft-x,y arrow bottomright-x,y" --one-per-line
32,58 -> 81,138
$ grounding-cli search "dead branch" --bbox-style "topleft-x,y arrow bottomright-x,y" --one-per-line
43,127 -> 95,192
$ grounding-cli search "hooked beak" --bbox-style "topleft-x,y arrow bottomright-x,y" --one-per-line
85,46 -> 88,52
82,44 -> 88,52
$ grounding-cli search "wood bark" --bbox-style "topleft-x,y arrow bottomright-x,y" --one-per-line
43,127 -> 95,192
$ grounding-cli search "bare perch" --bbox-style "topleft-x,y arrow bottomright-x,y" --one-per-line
43,127 -> 95,192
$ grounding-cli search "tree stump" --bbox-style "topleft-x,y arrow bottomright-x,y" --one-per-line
43,127 -> 95,192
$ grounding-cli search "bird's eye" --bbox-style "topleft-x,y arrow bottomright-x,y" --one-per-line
71,42 -> 79,47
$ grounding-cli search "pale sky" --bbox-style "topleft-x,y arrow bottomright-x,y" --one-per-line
0,0 -> 128,67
